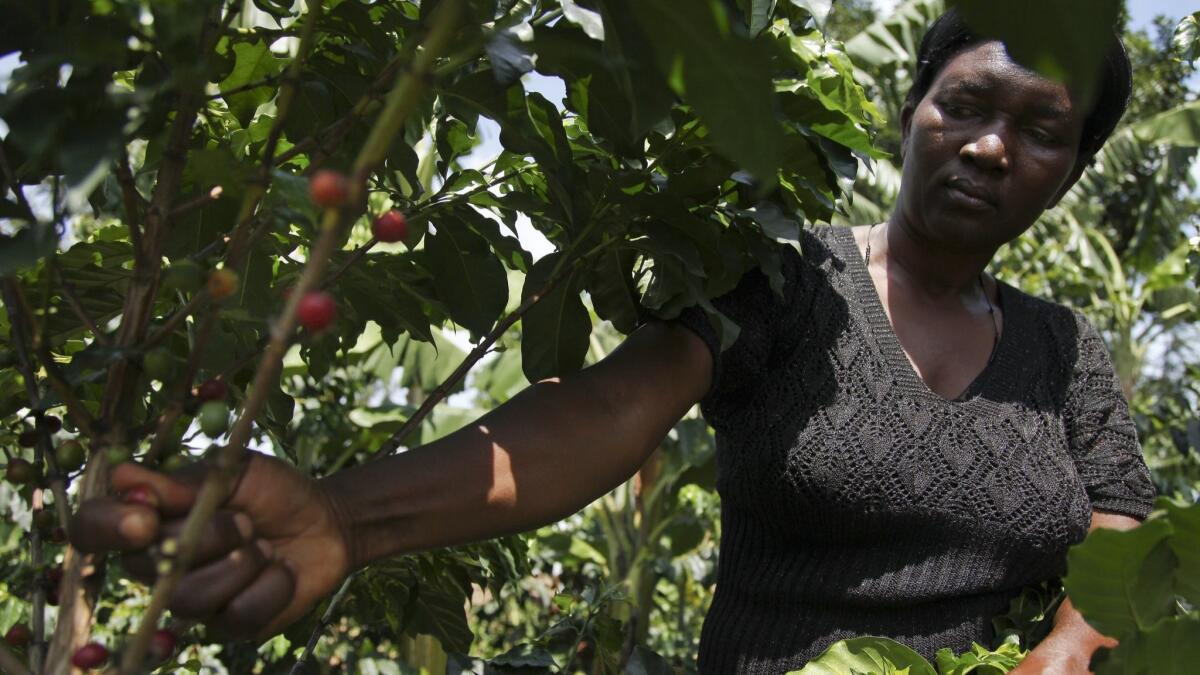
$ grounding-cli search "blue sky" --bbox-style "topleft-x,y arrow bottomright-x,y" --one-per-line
873,0 -> 1198,30
1122,0 -> 1197,32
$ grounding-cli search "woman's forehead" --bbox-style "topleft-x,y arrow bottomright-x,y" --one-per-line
931,42 -> 1081,117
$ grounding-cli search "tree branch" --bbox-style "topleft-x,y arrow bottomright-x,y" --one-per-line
114,156 -> 145,256
48,10 -> 226,669
169,185 -> 224,218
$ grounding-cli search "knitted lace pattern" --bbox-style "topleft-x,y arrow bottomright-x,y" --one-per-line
675,226 -> 1156,674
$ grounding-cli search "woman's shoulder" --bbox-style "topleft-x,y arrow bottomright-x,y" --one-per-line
996,281 -> 1102,362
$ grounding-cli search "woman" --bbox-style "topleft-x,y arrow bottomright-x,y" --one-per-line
74,10 -> 1155,673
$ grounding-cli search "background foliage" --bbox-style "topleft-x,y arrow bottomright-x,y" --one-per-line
0,0 -> 1196,673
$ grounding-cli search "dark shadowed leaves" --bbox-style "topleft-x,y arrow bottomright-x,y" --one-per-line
631,0 -> 784,183
521,253 -> 592,383
585,248 -> 641,333
949,0 -> 1121,104
424,219 -> 508,335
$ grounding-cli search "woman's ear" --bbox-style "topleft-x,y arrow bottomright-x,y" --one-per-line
899,101 -> 916,164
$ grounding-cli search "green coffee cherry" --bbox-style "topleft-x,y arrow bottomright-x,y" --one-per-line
198,401 -> 230,437
54,440 -> 86,472
161,259 -> 204,294
106,444 -> 132,466
143,348 -> 177,382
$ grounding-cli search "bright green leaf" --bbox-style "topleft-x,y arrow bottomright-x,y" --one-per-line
1132,101 -> 1200,147
790,636 -> 938,674
1063,517 -> 1177,638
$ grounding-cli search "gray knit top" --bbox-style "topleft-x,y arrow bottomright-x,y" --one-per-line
675,226 -> 1156,674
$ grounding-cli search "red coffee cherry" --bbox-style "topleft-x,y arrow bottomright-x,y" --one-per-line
207,269 -> 239,300
4,623 -> 31,648
149,628 -> 178,661
372,210 -> 408,243
309,170 -> 349,209
5,458 -> 35,485
37,415 -> 62,434
196,378 -> 228,402
43,566 -> 63,588
297,291 -> 337,332
71,642 -> 109,669
18,428 -> 39,447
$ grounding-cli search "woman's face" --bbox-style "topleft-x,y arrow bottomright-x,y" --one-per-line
895,41 -> 1089,254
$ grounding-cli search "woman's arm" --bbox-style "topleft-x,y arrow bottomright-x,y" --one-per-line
322,319 -> 715,567
70,320 -> 714,638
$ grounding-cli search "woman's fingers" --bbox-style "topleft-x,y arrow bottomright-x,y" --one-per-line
167,540 -> 272,620
118,510 -> 254,580
215,562 -> 295,639
70,497 -> 161,553
71,461 -> 210,556
110,462 -> 206,517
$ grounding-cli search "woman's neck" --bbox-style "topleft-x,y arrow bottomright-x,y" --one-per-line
876,215 -> 996,301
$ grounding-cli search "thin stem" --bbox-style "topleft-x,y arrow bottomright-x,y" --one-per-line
27,487 -> 45,675
169,185 -> 224,217
207,74 -> 280,99
375,256 -> 578,456
272,51 -> 410,167
289,574 -> 356,674
143,291 -> 210,350
115,156 -> 145,254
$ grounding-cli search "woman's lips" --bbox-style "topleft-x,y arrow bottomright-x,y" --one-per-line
944,179 -> 996,211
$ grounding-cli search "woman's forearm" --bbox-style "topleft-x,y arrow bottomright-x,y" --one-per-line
319,321 -> 711,568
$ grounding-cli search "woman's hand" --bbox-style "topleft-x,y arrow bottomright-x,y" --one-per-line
70,452 -> 352,639
1008,632 -> 1112,675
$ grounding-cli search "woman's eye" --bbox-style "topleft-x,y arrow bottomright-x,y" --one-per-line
1027,128 -> 1057,145
943,104 -> 977,118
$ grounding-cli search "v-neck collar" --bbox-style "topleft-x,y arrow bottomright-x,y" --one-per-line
829,226 -> 1023,409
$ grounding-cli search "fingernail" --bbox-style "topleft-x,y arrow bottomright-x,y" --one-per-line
256,538 -> 273,560
233,513 -> 253,540
118,511 -> 152,542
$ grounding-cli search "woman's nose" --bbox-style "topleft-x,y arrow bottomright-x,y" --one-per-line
960,132 -> 1009,173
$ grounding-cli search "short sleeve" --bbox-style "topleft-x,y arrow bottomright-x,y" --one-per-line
672,244 -> 805,415
1064,314 -> 1157,520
